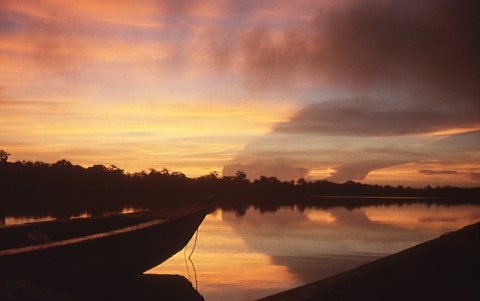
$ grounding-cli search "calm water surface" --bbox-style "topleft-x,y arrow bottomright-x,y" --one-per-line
3,203 -> 479,301
147,203 -> 480,301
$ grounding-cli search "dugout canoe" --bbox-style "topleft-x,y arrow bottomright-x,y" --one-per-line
0,201 -> 215,285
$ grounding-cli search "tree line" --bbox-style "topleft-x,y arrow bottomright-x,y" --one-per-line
1,156 -> 479,217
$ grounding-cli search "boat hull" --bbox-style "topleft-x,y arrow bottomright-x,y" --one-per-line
0,203 -> 215,285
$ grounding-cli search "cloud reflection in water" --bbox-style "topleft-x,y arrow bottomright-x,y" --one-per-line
149,204 -> 480,301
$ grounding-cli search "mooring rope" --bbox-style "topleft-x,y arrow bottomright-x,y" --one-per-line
184,229 -> 199,290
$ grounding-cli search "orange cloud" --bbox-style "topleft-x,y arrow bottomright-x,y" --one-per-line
364,161 -> 480,187
1,0 -> 479,186
2,0 -> 160,26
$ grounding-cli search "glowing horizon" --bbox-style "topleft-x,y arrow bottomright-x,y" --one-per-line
1,0 -> 479,187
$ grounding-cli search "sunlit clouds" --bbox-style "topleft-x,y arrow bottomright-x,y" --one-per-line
1,0 -> 479,186
223,0 -> 480,186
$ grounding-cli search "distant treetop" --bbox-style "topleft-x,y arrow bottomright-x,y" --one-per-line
0,150 -> 11,163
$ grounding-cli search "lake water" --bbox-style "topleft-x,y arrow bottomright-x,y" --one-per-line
3,202 -> 479,301
147,203 -> 480,301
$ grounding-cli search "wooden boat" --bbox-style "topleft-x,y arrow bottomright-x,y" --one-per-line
0,201 -> 215,286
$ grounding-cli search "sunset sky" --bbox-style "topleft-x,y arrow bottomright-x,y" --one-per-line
1,0 -> 479,187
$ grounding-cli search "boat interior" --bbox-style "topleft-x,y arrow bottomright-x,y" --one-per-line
0,214 -> 150,252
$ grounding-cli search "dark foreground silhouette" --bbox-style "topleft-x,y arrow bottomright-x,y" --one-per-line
0,204 -> 214,281
0,273 -> 204,301
0,203 -> 214,301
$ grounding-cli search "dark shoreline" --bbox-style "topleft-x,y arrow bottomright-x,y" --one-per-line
2,159 -> 479,220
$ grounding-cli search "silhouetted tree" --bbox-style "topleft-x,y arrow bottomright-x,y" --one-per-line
235,170 -> 248,182
0,150 -> 11,163
207,171 -> 219,179
297,178 -> 307,185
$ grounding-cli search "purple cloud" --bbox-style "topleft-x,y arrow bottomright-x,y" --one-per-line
273,98 -> 479,137
418,170 -> 459,176
241,0 -> 479,111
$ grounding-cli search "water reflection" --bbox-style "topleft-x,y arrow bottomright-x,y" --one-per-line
363,204 -> 480,231
149,211 -> 300,301
1,207 -> 145,227
3,215 -> 56,226
148,203 -> 480,301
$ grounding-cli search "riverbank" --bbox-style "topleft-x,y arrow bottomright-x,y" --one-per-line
257,221 -> 480,301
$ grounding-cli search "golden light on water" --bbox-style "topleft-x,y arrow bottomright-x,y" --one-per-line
363,204 -> 480,231
147,212 -> 300,300
146,204 -> 480,300
305,210 -> 336,223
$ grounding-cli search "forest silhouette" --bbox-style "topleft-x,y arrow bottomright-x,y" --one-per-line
1,156 -> 479,219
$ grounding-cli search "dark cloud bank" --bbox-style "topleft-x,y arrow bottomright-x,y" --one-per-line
273,98 -> 479,137
224,0 -> 480,184
242,0 -> 479,105
418,170 -> 480,182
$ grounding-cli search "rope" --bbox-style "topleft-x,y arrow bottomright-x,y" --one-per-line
184,229 -> 199,290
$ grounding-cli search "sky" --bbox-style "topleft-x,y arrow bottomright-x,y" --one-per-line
1,0 -> 479,187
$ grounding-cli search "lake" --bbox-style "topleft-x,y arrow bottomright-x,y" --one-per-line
147,203 -> 480,301
2,201 -> 479,301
